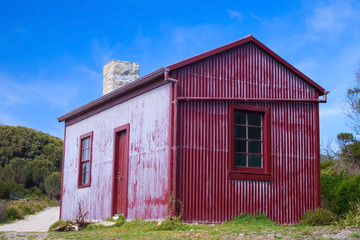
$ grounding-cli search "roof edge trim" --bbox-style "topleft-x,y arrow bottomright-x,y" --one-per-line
167,35 -> 325,95
57,67 -> 165,122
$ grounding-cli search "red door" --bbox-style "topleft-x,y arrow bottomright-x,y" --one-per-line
112,125 -> 129,217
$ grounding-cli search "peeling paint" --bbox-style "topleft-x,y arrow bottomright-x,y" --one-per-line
61,84 -> 171,221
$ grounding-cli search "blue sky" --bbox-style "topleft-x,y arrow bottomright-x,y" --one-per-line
1,0 -> 360,149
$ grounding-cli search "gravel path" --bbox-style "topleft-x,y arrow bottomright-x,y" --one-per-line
0,206 -> 60,232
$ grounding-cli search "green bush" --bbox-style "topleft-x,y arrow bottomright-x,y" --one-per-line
337,202 -> 360,227
300,208 -> 337,226
0,199 -> 7,222
115,214 -> 126,227
321,173 -> 347,209
0,180 -> 11,199
332,175 -> 360,215
6,206 -> 23,220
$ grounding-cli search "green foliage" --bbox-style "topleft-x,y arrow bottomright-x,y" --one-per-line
6,206 -> 23,220
337,202 -> 360,227
300,208 -> 337,226
0,125 -> 63,197
157,217 -> 183,231
44,172 -> 61,199
332,175 -> 360,215
49,220 -> 68,231
0,200 -> 7,222
114,214 -> 126,227
321,172 -> 347,209
0,180 -> 11,199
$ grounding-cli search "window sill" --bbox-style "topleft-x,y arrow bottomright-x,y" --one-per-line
228,171 -> 272,181
78,183 -> 91,188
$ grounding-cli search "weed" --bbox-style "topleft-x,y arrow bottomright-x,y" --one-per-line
300,208 -> 337,226
114,214 -> 126,227
157,216 -> 183,231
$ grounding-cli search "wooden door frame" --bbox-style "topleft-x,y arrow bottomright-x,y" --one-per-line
111,124 -> 130,217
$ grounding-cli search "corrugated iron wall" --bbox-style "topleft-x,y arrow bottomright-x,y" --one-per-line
175,42 -> 320,224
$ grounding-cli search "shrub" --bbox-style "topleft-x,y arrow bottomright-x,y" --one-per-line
338,202 -> 360,227
115,214 -> 126,227
0,199 -> 7,222
6,206 -> 23,220
321,173 -> 347,209
300,208 -> 337,226
332,175 -> 360,215
0,180 -> 11,199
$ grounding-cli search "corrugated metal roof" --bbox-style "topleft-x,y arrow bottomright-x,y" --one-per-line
58,35 -> 326,123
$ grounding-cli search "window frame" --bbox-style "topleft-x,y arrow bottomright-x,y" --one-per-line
78,131 -> 93,188
229,105 -> 271,181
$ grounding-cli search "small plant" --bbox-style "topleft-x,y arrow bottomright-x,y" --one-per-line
6,206 -> 24,220
115,214 -> 126,227
157,216 -> 182,231
300,208 -> 337,226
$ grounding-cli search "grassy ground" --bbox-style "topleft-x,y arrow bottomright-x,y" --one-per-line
1,214 -> 360,239
47,222 -> 360,239
40,215 -> 360,239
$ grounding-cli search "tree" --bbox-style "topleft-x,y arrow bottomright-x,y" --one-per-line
44,172 -> 61,199
345,68 -> 360,134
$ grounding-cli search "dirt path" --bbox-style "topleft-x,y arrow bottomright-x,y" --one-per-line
0,206 -> 59,232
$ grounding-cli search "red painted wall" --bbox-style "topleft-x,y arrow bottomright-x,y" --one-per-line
174,42 -> 321,224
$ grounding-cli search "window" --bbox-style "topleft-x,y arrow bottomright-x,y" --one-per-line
229,105 -> 271,181
78,132 -> 93,187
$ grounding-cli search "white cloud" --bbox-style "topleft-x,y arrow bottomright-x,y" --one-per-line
227,10 -> 243,22
306,1 -> 360,36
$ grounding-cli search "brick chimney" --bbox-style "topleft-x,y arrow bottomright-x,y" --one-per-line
103,60 -> 140,95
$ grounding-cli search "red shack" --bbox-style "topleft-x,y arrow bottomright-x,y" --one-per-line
58,35 -> 327,224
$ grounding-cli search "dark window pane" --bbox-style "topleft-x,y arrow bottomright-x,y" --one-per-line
248,113 -> 262,126
248,155 -> 262,168
248,127 -> 262,140
248,141 -> 262,154
234,126 -> 246,139
235,140 -> 247,153
82,162 -> 89,184
234,154 -> 247,167
234,111 -> 246,124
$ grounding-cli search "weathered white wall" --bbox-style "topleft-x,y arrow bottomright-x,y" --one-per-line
61,83 -> 171,221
